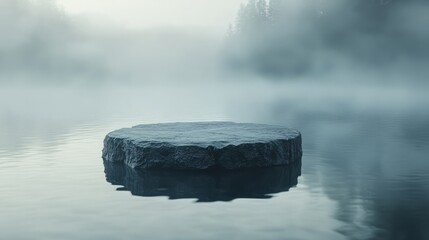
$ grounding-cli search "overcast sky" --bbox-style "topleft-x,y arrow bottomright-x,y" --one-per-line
52,0 -> 245,32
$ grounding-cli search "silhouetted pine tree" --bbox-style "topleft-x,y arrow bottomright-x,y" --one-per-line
267,0 -> 283,23
256,0 -> 268,23
235,0 -> 269,34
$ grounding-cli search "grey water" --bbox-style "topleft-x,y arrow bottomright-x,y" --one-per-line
1,82 -> 428,240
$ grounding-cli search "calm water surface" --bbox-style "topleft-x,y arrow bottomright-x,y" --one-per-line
1,84 -> 428,240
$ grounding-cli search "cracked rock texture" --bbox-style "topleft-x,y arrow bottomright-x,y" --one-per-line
102,122 -> 302,170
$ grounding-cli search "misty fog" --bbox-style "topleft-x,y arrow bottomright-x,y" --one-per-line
1,1 -> 429,240
2,0 -> 428,85
0,0 -> 221,84
224,0 -> 429,80
1,0 -> 428,174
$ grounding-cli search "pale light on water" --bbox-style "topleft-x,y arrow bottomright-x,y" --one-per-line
1,83 -> 428,240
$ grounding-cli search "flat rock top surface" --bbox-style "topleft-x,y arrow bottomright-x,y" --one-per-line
108,122 -> 300,148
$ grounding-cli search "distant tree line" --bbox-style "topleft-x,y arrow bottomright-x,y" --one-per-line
224,0 -> 429,77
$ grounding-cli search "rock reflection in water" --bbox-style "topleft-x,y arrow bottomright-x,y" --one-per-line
104,159 -> 302,202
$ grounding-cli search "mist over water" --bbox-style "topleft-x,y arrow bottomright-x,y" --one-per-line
1,0 -> 429,239
224,0 -> 429,80
0,0 -> 222,84
2,0 -> 428,85
1,82 -> 428,240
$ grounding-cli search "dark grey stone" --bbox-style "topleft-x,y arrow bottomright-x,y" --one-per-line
102,122 -> 302,170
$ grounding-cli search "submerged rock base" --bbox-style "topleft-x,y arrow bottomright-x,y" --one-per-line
102,122 -> 302,170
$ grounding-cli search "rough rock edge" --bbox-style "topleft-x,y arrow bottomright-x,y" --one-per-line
102,124 -> 302,170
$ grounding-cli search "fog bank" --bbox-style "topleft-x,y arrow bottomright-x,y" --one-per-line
0,0 -> 221,84
223,0 -> 429,82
